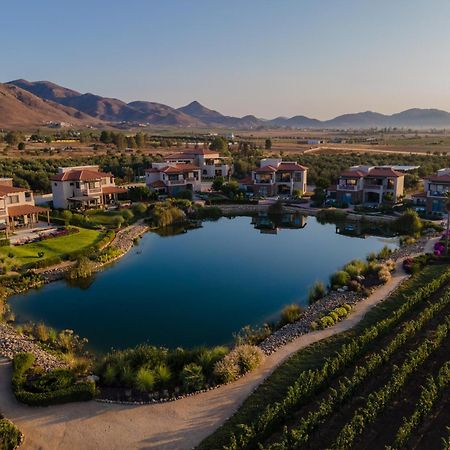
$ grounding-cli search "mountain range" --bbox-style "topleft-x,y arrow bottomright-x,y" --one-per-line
3,79 -> 450,130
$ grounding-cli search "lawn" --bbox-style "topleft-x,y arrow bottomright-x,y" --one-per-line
84,210 -> 124,227
0,227 -> 104,266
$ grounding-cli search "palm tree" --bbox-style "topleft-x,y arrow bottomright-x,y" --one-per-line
446,192 -> 450,254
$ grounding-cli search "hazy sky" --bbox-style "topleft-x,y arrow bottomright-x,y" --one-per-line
2,0 -> 450,119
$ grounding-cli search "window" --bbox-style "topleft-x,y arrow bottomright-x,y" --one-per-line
70,182 -> 74,186
7,195 -> 19,204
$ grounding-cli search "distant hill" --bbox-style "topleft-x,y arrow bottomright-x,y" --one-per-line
5,79 -> 450,129
0,82 -> 99,128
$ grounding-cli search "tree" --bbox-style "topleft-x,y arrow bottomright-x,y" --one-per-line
113,133 -> 126,150
100,131 -> 112,144
135,132 -> 146,148
5,131 -> 24,146
17,142 -> 26,151
265,139 -> 272,150
210,136 -> 228,153
212,176 -> 224,191
394,209 -> 423,235
128,186 -> 153,202
127,136 -> 137,149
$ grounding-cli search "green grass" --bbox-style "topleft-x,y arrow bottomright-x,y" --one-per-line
0,227 -> 104,266
84,210 -> 123,226
197,264 -> 450,450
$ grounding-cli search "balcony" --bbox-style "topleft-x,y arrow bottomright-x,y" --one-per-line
337,184 -> 360,191
428,190 -> 448,198
363,184 -> 383,191
254,179 -> 274,184
167,179 -> 186,186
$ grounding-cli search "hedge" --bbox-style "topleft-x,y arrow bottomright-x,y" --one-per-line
0,418 -> 22,450
12,353 -> 96,407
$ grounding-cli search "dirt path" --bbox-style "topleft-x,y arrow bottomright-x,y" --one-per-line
0,260 -> 410,450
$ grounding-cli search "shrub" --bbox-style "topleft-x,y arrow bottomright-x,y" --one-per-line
12,353 -> 95,406
234,324 -> 273,346
308,281 -> 326,304
394,209 -> 423,235
180,363 -> 205,392
102,364 -> 117,386
29,369 -> 75,393
66,256 -> 94,280
134,367 -> 155,393
196,347 -> 229,376
155,364 -> 171,386
119,364 -> 135,386
132,203 -> 147,215
34,323 -> 49,342
330,270 -> 351,288
378,266 -> 392,284
0,418 -> 22,450
377,245 -> 393,260
213,356 -> 240,383
233,345 -> 265,374
120,209 -> 134,222
280,304 -> 303,326
343,259 -> 367,278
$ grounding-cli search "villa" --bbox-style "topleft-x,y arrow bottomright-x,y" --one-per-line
412,168 -> 450,214
0,178 -> 49,235
242,158 -> 308,197
163,147 -> 232,179
51,165 -> 127,210
145,163 -> 202,196
331,165 -> 405,205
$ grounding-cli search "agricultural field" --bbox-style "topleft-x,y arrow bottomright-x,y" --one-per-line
199,264 -> 450,450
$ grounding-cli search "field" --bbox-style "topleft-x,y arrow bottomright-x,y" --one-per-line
0,227 -> 104,266
198,264 -> 450,450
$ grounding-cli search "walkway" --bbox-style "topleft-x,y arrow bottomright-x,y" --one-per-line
0,260 -> 410,450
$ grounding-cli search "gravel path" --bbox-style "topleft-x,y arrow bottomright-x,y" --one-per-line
0,257 -> 412,450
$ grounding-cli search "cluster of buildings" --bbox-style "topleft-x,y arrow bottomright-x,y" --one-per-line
145,148 -> 232,196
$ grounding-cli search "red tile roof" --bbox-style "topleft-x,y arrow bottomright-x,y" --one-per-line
51,169 -> 112,182
8,205 -> 48,217
102,186 -> 127,194
146,164 -> 200,174
340,170 -> 366,178
0,185 -> 29,195
162,164 -> 200,173
150,180 -> 167,188
277,162 -> 307,171
425,174 -> 450,183
366,168 -> 403,178
255,165 -> 278,173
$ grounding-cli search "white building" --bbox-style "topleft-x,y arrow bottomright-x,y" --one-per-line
51,165 -> 126,210
243,159 -> 308,197
163,148 -> 232,179
145,163 -> 202,196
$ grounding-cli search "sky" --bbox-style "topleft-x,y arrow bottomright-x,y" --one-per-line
2,0 -> 450,119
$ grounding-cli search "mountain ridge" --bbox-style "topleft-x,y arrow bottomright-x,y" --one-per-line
5,79 -> 450,129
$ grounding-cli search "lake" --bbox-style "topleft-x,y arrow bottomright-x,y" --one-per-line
9,215 -> 398,352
